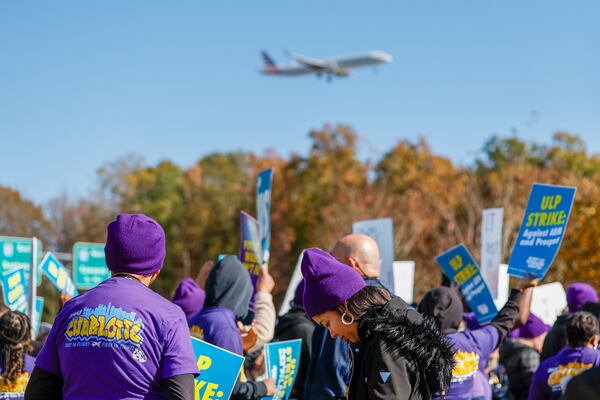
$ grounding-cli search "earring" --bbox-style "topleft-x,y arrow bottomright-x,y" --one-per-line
341,312 -> 355,325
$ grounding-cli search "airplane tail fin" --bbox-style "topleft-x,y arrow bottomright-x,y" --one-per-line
261,51 -> 277,68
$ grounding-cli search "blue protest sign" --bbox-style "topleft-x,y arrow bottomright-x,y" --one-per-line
264,339 -> 302,400
436,244 -> 498,325
508,183 -> 576,279
1,268 -> 28,313
39,252 -> 78,297
256,168 -> 273,264
191,336 -> 244,400
33,296 -> 44,338
239,211 -> 262,309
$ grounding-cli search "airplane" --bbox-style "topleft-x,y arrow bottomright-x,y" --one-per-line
260,50 -> 393,81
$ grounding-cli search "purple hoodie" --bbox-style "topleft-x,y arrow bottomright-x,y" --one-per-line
528,347 -> 600,399
433,326 -> 499,400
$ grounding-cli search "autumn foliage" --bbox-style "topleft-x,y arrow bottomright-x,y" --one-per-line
1,126 -> 599,306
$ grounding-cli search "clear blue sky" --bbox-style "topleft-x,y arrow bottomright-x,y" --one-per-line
1,1 -> 598,204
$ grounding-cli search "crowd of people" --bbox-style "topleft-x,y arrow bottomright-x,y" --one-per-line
0,212 -> 595,399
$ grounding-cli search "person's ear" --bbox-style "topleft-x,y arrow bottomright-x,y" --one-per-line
347,257 -> 364,277
149,270 -> 161,284
591,335 -> 600,348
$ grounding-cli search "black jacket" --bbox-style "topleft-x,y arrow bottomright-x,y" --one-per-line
540,314 -> 568,361
349,297 -> 455,400
274,307 -> 316,400
563,366 -> 600,400
499,339 -> 540,400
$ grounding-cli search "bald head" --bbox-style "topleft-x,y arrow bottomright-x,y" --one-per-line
331,234 -> 380,279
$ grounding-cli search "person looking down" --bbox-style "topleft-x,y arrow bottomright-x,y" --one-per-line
302,248 -> 455,400
304,234 -> 388,400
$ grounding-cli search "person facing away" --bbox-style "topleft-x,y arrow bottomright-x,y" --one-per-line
499,314 -> 550,400
25,213 -> 199,400
188,255 -> 275,399
541,282 -> 598,361
304,234 -> 388,400
0,311 -> 35,400
418,275 -> 538,400
172,278 -> 205,323
528,311 -> 600,400
302,248 -> 455,400
274,280 -> 315,400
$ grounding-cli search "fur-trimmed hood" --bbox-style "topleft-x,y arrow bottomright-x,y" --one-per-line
359,297 -> 456,397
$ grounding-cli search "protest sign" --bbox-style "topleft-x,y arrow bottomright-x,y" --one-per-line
73,242 -> 110,290
191,336 -> 244,400
39,252 -> 78,297
33,296 -> 44,338
0,236 -> 42,286
480,208 -> 504,299
352,218 -> 394,292
508,183 -> 576,279
531,282 -> 567,326
257,168 -> 273,264
265,339 -> 302,400
436,244 -> 498,324
239,211 -> 262,309
493,264 -> 510,309
392,261 -> 415,304
0,268 -> 28,313
278,252 -> 304,316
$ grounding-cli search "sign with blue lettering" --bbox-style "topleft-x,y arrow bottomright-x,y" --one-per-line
1,268 -> 28,313
436,244 -> 498,325
33,296 -> 44,338
508,183 -> 576,279
39,252 -> 78,297
256,168 -> 273,264
264,339 -> 302,400
191,336 -> 244,400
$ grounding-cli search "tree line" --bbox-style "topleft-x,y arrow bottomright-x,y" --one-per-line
2,126 -> 599,311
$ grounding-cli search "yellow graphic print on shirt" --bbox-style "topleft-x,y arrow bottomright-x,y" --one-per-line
546,361 -> 593,392
64,303 -> 144,349
451,351 -> 480,383
190,325 -> 205,340
0,371 -> 30,397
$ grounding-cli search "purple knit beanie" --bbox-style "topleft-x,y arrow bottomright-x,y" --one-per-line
567,283 -> 599,312
172,278 -> 206,320
104,213 -> 166,275
301,248 -> 366,319
293,280 -> 305,308
517,313 -> 551,339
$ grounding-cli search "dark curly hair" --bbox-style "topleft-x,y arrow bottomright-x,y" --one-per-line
0,311 -> 31,385
335,286 -> 392,320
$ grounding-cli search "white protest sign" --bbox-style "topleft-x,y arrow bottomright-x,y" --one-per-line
481,208 -> 504,299
531,282 -> 567,325
353,218 -> 394,292
278,252 -> 304,316
493,264 -> 510,309
393,261 -> 415,304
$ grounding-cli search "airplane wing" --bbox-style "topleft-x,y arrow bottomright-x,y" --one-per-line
291,54 -> 329,70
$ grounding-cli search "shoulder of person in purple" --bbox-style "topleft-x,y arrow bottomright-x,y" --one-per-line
189,306 -> 243,355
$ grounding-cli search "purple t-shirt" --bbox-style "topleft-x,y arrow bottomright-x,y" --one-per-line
528,347 -> 600,400
434,326 -> 499,400
36,277 -> 199,399
189,306 -> 243,355
0,353 -> 35,399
